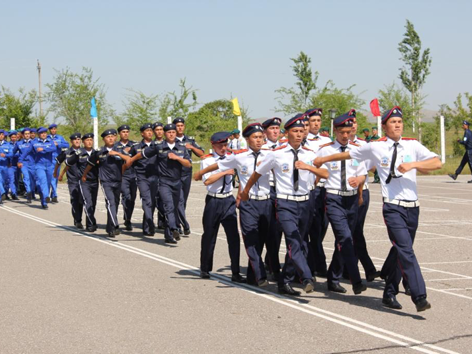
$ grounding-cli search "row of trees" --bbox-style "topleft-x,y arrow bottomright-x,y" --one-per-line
0,20 -> 470,154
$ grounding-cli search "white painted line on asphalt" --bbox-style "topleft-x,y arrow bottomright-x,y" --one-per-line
426,277 -> 472,282
421,261 -> 472,265
0,205 -> 458,354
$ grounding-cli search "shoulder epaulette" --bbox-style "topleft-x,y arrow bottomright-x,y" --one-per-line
319,142 -> 335,149
273,145 -> 287,151
349,142 -> 360,147
201,153 -> 212,159
357,137 -> 365,141
372,137 -> 387,142
307,137 -> 319,141
261,147 -> 270,151
402,137 -> 417,141
279,138 -> 288,143
302,146 -> 314,151
233,149 -> 248,155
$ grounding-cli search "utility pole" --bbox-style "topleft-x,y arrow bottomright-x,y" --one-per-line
37,60 -> 43,117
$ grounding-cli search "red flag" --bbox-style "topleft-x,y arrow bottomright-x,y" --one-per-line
370,99 -> 381,117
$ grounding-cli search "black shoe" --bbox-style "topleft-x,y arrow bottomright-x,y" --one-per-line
124,221 -> 133,231
258,279 -> 269,287
86,225 -> 97,232
74,221 -> 84,230
114,228 -> 120,236
143,231 -> 155,236
51,197 -> 58,203
26,192 -> 32,203
46,197 -> 51,203
315,270 -> 328,278
0,199 -> 3,205
5,194 -> 10,200
303,278 -> 315,293
415,298 -> 431,312
270,272 -> 281,282
231,274 -> 247,283
11,194 -> 19,201
1,194 -> 6,201
183,229 -> 191,236
328,283 -> 347,293
382,296 -> 402,309
353,282 -> 367,295
278,284 -> 301,296
107,232 -> 115,238
41,204 -> 48,209
468,180 -> 472,184
172,230 -> 181,241
200,271 -> 210,279
366,270 -> 381,282
404,285 -> 411,296
165,238 -> 177,244
178,228 -> 183,235
448,173 -> 457,181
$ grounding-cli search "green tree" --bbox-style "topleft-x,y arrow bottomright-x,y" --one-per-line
158,79 -> 198,121
46,67 -> 113,136
0,87 -> 44,129
117,89 -> 160,131
378,83 -> 419,129
398,19 -> 432,142
275,51 -> 319,115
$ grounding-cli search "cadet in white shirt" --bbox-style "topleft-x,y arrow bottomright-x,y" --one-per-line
317,112 -> 368,295
240,115 -> 328,296
198,132 -> 245,283
303,108 -> 332,278
314,106 -> 441,312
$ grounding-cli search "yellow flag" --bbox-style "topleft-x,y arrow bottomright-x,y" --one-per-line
231,98 -> 241,116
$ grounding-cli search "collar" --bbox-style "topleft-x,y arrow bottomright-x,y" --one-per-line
176,135 -> 185,141
266,139 -> 278,145
307,132 -> 320,140
286,143 -> 301,152
386,136 -> 403,148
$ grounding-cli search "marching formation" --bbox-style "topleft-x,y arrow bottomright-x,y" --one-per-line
0,106 -> 442,313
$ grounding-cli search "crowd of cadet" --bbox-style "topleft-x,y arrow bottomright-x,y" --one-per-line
0,106 -> 444,313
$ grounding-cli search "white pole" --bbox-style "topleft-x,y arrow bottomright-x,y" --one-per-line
93,116 -> 98,149
440,115 -> 446,164
377,116 -> 382,138
330,119 -> 334,138
10,118 -> 15,130
167,116 -> 172,124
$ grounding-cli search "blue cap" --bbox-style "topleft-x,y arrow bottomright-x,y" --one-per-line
140,123 -> 153,132
284,113 -> 305,130
261,117 -> 282,129
48,123 -> 58,129
242,123 -> 264,138
304,108 -> 323,118
37,127 -> 48,134
9,130 -> 18,136
381,106 -> 403,124
30,128 -> 37,133
82,133 -> 94,140
101,129 -> 117,138
117,125 -> 130,132
164,124 -> 176,132
0,129 -> 5,134
22,127 -> 30,133
70,132 -> 81,140
462,120 -> 470,126
152,122 -> 163,129
210,131 -> 231,144
172,117 -> 185,125
333,113 -> 354,128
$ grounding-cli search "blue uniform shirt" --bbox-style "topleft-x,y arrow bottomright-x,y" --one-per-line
142,141 -> 190,181
14,139 -> 35,165
32,138 -> 56,165
459,129 -> 472,150
129,140 -> 159,177
87,146 -> 124,183
66,148 -> 99,182
0,141 -> 13,167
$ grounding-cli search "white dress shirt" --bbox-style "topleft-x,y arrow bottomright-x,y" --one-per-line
200,153 -> 233,194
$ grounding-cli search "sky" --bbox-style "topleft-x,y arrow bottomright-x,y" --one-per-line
1,0 -> 471,122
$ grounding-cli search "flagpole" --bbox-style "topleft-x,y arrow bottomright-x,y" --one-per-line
377,116 -> 382,138
90,97 -> 99,149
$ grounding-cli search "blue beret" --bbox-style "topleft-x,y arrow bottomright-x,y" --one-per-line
164,124 -> 176,132
82,133 -> 94,140
284,113 -> 305,130
462,120 -> 470,126
48,123 -> 58,129
0,129 -> 5,134
22,128 -> 29,133
210,131 -> 231,144
9,130 -> 18,137
347,109 -> 356,118
381,106 -> 403,124
70,132 -> 81,140
30,128 -> 37,133
262,117 -> 282,128
101,129 -> 117,138
172,117 -> 185,125
118,125 -> 130,132
333,113 -> 354,127
304,108 -> 323,118
37,127 -> 48,134
152,122 -> 163,129
140,123 -> 153,132
242,123 -> 264,138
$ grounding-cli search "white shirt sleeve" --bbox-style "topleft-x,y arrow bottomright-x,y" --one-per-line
217,154 -> 238,171
414,140 -> 438,161
256,151 -> 275,175
349,143 -> 374,162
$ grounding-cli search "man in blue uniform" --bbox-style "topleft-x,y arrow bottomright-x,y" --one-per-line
32,127 -> 57,209
314,106 -> 442,311
152,122 -> 165,229
116,125 -> 138,231
83,129 -> 130,237
449,120 -> 472,183
7,131 -> 20,200
54,133 -> 84,228
0,129 -> 13,203
127,123 -> 192,244
48,124 -> 69,203
14,128 -> 36,203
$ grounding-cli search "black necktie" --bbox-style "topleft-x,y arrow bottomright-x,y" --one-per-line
340,146 -> 347,191
252,151 -> 261,190
271,144 -> 277,149
219,156 -> 227,193
386,142 -> 399,184
291,149 -> 299,191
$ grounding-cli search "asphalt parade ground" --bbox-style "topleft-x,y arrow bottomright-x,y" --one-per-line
1,175 -> 471,354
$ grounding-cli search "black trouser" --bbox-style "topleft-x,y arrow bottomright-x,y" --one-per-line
68,181 -> 84,224
101,181 -> 121,234
121,176 -> 137,223
455,150 -> 472,176
264,186 -> 282,275
137,174 -> 158,234
177,174 -> 191,231
200,195 -> 241,275
308,186 -> 329,274
159,179 -> 182,241
79,180 -> 99,228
